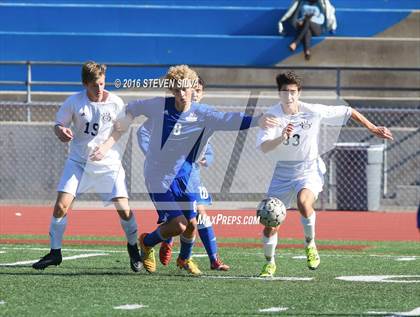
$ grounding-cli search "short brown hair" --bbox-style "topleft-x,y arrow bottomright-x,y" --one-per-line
81,61 -> 106,84
276,71 -> 302,91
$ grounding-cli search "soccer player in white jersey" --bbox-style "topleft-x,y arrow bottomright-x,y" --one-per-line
32,61 -> 142,272
256,71 -> 393,277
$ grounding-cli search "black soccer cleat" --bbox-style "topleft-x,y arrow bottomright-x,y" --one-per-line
127,243 -> 143,272
32,250 -> 62,270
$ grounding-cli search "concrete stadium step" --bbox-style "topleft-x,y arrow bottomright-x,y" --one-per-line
195,66 -> 420,99
378,10 -> 420,38
281,37 -> 420,67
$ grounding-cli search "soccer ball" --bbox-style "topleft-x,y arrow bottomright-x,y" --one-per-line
257,197 -> 287,227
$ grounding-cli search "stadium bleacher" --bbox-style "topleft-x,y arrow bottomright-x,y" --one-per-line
0,0 -> 419,84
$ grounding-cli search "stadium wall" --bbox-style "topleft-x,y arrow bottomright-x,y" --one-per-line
0,2 -> 419,89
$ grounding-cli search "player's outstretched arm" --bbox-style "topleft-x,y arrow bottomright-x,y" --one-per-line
54,124 -> 73,143
350,108 -> 393,140
206,109 -> 279,131
259,114 -> 280,129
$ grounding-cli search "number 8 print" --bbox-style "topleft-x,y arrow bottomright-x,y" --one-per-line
173,123 -> 182,135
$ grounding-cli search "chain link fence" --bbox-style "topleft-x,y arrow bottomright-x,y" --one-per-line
0,92 -> 418,211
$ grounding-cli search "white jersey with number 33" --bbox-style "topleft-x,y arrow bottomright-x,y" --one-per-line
256,101 -> 352,163
55,90 -> 125,168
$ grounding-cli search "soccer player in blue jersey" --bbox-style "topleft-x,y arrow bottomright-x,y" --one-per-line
136,77 -> 230,271
104,65 -> 269,275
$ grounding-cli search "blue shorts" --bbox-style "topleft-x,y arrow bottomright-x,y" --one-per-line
189,167 -> 212,206
147,175 -> 199,224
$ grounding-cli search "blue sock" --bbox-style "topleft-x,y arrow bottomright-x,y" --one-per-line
144,227 -> 164,247
179,235 -> 195,260
198,223 -> 218,262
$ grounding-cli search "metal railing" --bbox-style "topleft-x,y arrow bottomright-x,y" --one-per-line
1,61 -> 419,103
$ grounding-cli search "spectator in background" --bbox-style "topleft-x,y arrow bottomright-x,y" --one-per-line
278,0 -> 337,61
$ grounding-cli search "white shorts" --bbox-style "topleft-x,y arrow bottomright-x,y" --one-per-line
57,159 -> 128,201
267,160 -> 325,208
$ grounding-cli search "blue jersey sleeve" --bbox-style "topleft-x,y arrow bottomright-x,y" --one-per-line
203,143 -> 214,167
137,119 -> 152,155
127,97 -> 165,118
203,106 -> 260,131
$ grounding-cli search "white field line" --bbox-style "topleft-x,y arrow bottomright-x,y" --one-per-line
202,275 -> 313,282
366,307 -> 420,316
245,252 -> 420,259
0,253 -> 108,266
0,246 -> 127,253
394,257 -> 417,261
113,304 -> 148,310
0,246 -> 207,256
259,307 -> 289,313
0,246 -> 419,260
337,275 -> 420,283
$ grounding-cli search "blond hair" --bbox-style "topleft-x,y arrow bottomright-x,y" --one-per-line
81,61 -> 106,84
165,65 -> 198,89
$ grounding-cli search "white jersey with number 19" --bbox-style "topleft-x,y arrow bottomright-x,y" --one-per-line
55,90 -> 125,169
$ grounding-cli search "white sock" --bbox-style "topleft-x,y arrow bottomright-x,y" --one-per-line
120,213 -> 138,246
262,233 -> 278,263
301,212 -> 316,247
49,216 -> 67,249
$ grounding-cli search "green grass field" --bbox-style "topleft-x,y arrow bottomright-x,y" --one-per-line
0,237 -> 419,316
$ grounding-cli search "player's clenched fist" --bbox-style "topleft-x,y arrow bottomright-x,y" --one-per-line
281,123 -> 294,140
54,125 -> 73,142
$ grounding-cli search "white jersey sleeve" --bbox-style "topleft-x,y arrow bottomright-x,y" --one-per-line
256,105 -> 283,150
315,104 -> 352,126
256,127 -> 280,150
55,96 -> 75,127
